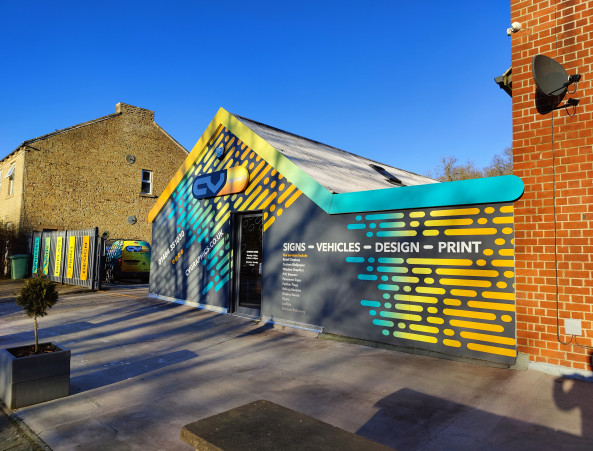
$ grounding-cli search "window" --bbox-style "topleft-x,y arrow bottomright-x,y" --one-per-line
6,163 -> 15,196
369,163 -> 404,186
141,170 -> 153,195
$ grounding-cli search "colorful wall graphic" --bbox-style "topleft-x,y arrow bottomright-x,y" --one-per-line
149,108 -> 524,365
150,124 -> 303,311
263,197 -> 516,364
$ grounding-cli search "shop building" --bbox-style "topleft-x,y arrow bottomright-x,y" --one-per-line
148,108 -> 523,366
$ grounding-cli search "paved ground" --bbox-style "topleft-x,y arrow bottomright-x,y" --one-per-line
0,278 -> 94,450
1,280 -> 593,450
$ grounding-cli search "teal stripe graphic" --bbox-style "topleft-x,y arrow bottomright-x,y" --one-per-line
366,213 -> 404,220
329,175 -> 524,214
378,284 -> 399,291
377,266 -> 407,273
373,319 -> 394,327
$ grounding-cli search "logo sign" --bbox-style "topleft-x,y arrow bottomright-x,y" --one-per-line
192,166 -> 249,200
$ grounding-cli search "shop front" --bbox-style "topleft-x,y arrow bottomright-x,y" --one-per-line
148,108 -> 524,365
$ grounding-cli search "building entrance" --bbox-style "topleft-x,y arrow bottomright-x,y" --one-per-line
233,213 -> 263,316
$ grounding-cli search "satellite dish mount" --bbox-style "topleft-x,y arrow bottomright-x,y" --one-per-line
532,54 -> 581,115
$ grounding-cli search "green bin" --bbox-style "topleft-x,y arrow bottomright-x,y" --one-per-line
9,254 -> 29,279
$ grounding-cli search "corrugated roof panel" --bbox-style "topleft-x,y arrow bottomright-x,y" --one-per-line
234,115 -> 437,194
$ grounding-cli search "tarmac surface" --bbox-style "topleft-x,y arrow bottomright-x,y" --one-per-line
1,279 -> 593,450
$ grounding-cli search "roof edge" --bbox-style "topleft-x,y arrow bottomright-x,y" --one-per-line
1,113 -> 121,164
148,110 -> 524,224
153,121 -> 189,154
22,113 -> 120,147
148,108 -> 334,222
228,112 -> 333,211
328,175 -> 525,214
148,111 -> 224,223
233,114 -> 435,182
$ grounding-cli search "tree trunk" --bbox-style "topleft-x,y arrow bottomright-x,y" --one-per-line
34,315 -> 38,353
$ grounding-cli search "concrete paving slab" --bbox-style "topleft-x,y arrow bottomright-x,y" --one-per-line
1,285 -> 593,450
180,399 -> 392,450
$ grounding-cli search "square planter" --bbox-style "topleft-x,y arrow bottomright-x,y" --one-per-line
0,343 -> 70,409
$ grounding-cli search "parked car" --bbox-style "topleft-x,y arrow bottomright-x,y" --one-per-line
105,240 -> 151,283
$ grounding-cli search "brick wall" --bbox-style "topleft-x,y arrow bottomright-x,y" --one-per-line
4,103 -> 187,242
512,0 -> 593,370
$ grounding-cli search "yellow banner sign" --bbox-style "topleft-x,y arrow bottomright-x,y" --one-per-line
43,237 -> 51,275
80,236 -> 90,280
54,237 -> 63,277
67,236 -> 76,279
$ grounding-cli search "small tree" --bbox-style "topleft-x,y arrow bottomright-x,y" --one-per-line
16,275 -> 59,353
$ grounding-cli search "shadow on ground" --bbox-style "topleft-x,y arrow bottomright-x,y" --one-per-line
358,387 -> 593,450
70,349 -> 198,393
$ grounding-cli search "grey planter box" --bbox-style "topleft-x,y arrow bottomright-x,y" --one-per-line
0,343 -> 70,409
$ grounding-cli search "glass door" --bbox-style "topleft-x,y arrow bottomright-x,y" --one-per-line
233,213 -> 263,316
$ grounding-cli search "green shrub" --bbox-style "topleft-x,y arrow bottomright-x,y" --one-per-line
16,275 -> 59,353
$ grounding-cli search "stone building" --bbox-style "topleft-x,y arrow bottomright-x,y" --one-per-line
0,103 -> 188,242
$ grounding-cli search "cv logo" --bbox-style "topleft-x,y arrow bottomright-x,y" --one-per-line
192,166 -> 250,200
192,171 -> 226,199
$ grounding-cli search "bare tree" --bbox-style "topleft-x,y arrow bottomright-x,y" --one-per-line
428,148 -> 512,182
484,147 -> 513,177
429,156 -> 483,182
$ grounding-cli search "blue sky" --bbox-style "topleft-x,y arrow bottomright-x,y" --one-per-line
0,1 -> 511,176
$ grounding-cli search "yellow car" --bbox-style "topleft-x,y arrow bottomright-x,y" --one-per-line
105,240 -> 151,283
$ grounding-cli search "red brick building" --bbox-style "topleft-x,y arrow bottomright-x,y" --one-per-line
512,0 -> 593,372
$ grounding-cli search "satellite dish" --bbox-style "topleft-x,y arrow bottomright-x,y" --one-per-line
126,154 -> 136,164
532,54 -> 570,97
532,55 -> 581,114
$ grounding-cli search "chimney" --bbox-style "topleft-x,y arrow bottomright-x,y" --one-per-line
115,102 -> 155,121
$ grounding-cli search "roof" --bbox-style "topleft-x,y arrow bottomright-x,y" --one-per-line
149,108 -> 525,223
495,67 -> 512,97
233,115 -> 436,194
1,103 -> 187,164
0,113 -> 120,164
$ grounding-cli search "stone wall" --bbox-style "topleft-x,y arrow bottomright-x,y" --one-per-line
0,150 -> 25,227
8,103 -> 187,242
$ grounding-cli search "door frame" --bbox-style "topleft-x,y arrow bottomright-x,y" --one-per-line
231,211 -> 264,317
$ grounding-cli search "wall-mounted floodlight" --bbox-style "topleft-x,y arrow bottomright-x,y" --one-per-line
507,22 -> 522,36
